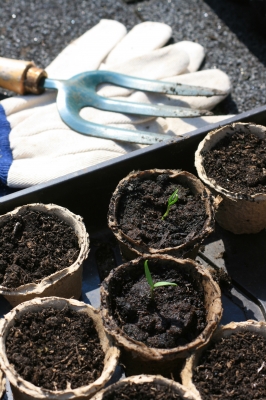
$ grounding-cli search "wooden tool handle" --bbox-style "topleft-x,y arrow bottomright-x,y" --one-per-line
0,57 -> 47,95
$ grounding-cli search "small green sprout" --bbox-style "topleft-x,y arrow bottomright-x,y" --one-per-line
144,260 -> 177,298
162,189 -> 178,220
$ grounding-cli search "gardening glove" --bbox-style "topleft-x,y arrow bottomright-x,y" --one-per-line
0,19 -> 231,189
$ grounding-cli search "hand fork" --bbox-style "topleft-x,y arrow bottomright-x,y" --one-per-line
0,57 -> 226,145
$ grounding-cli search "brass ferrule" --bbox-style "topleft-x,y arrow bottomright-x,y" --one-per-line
24,66 -> 47,94
0,57 -> 47,95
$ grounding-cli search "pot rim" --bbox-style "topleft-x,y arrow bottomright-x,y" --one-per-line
101,254 -> 222,361
91,374 -> 198,400
108,169 -> 213,256
0,369 -> 5,400
195,122 -> 266,201
0,203 -> 89,296
0,296 -> 120,400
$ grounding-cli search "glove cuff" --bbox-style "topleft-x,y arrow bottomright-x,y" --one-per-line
0,104 -> 12,185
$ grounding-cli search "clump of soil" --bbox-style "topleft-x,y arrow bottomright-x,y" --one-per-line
210,267 -> 232,292
193,330 -> 266,399
6,306 -> 105,391
117,174 -> 207,249
0,209 -> 79,289
102,382 -> 184,399
109,260 -> 206,349
202,129 -> 266,195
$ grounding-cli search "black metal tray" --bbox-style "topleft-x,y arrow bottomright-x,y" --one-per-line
2,106 -> 266,399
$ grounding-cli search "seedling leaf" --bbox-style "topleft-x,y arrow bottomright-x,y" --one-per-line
169,189 -> 179,205
144,260 -> 154,289
162,188 -> 179,220
144,260 -> 177,298
153,281 -> 178,288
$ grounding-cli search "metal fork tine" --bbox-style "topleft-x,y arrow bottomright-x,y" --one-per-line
53,78 -> 213,118
91,95 -> 213,117
58,100 -> 176,145
90,71 -> 227,97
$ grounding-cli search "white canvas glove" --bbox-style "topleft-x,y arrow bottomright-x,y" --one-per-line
0,19 -> 231,189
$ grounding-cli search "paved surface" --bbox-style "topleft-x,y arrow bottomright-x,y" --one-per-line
1,0 -> 266,115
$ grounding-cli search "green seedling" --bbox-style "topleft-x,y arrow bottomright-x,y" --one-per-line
144,260 -> 177,298
162,188 -> 178,220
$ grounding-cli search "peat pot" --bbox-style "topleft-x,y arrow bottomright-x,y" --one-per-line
0,370 -> 5,400
0,203 -> 89,307
195,122 -> 266,234
108,169 -> 213,260
181,320 -> 266,400
0,297 -> 120,400
101,254 -> 222,379
91,374 -> 198,400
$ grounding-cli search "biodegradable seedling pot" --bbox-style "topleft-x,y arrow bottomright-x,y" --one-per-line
108,169 -> 213,260
195,122 -> 266,234
0,297 -> 120,400
181,320 -> 266,400
0,203 -> 89,307
91,374 -> 198,400
101,254 -> 222,379
0,369 -> 5,400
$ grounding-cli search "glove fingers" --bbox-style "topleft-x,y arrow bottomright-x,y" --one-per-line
98,46 -> 189,98
45,19 -> 127,79
172,41 -> 205,73
104,21 -> 172,66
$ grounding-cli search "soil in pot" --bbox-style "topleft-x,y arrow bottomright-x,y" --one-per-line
202,128 -> 266,196
117,173 -> 207,250
193,330 -> 266,399
5,305 -> 105,391
109,259 -> 206,349
99,381 -> 185,400
0,209 -> 79,288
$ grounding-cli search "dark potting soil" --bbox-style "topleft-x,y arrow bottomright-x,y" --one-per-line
0,209 -> 79,289
110,260 -> 206,349
102,381 -> 184,400
117,174 -> 207,249
6,306 -> 105,391
193,330 -> 266,399
210,267 -> 232,292
202,129 -> 266,196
